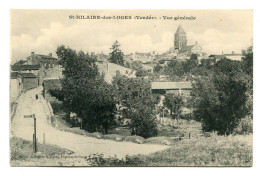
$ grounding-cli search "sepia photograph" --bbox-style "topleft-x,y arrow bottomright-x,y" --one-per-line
9,9 -> 253,167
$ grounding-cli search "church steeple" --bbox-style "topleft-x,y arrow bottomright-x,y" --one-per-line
174,25 -> 187,50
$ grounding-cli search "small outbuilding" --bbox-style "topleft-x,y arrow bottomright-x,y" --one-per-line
19,73 -> 38,91
10,72 -> 23,99
151,81 -> 192,96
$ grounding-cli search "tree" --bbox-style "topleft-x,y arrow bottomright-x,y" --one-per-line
167,60 -> 185,76
241,46 -> 253,119
128,60 -> 148,77
112,75 -> 158,110
130,103 -> 158,138
190,53 -> 198,61
153,64 -> 162,73
135,68 -> 148,77
200,59 -> 215,70
163,93 -> 184,120
109,40 -> 124,66
192,58 -> 250,134
112,75 -> 159,138
183,54 -> 198,74
55,45 -> 117,134
130,60 -> 143,70
158,59 -> 165,65
242,46 -> 253,76
125,61 -> 130,68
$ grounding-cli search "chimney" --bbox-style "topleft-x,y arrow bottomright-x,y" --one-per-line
232,51 -> 235,54
31,52 -> 35,57
49,53 -> 52,57
222,51 -> 224,55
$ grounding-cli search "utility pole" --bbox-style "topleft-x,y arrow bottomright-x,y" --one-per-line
24,114 -> 37,153
34,115 -> 37,153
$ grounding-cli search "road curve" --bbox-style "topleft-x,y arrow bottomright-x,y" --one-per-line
11,87 -> 169,159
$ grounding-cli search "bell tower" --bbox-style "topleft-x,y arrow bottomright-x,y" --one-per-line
174,25 -> 187,50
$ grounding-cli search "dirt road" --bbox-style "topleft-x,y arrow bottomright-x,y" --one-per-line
11,87 -> 169,158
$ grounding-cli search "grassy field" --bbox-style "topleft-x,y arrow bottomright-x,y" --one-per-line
10,134 -> 252,167
31,113 -> 252,167
86,134 -> 253,167
131,134 -> 252,166
157,119 -> 202,138
10,137 -> 90,166
51,113 -> 202,139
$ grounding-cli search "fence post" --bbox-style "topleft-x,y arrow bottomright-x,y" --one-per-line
36,138 -> 38,153
34,117 -> 37,153
43,133 -> 46,154
33,134 -> 35,153
189,133 -> 191,139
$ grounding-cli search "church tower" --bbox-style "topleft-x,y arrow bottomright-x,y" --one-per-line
174,25 -> 187,50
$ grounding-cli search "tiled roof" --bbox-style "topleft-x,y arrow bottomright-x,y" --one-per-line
151,82 -> 192,90
18,73 -> 37,78
11,64 -> 41,71
175,25 -> 186,34
178,45 -> 194,53
224,54 -> 242,56
36,54 -> 57,60
208,55 -> 226,60
13,60 -> 28,65
43,79 -> 62,90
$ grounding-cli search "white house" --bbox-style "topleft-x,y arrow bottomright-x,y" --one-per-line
96,57 -> 136,83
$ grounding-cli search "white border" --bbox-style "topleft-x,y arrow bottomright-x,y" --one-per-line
1,0 -> 259,176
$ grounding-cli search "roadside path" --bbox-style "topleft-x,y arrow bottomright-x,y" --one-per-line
11,87 -> 169,158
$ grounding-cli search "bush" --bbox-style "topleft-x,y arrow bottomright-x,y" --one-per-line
192,59 -> 251,135
50,101 -> 64,114
10,137 -> 73,161
89,132 -> 104,139
108,127 -> 131,136
86,154 -> 145,166
144,136 -> 179,145
179,113 -> 192,120
130,105 -> 158,139
234,116 -> 253,135
159,59 -> 165,64
124,136 -> 145,144
103,134 -> 125,141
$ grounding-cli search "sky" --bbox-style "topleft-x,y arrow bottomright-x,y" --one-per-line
10,10 -> 253,63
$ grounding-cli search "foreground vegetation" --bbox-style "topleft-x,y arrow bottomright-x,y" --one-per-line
48,45 -> 253,139
50,113 -> 203,145
11,134 -> 252,167
39,45 -> 253,166
10,137 -> 86,166
86,134 -> 253,167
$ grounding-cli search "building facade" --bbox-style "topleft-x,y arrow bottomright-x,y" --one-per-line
26,52 -> 58,69
10,72 -> 23,99
11,64 -> 45,86
176,42 -> 203,60
19,73 -> 38,91
96,57 -> 136,83
224,51 -> 243,61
